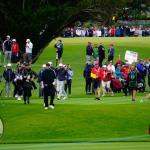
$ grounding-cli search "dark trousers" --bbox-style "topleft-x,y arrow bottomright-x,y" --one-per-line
23,86 -> 32,104
98,57 -> 103,68
85,78 -> 92,93
65,79 -> 72,95
108,56 -> 114,62
44,86 -> 55,107
148,75 -> 150,87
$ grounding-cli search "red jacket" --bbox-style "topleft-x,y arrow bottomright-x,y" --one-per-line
110,27 -> 116,35
102,69 -> 112,81
120,66 -> 130,79
12,42 -> 19,54
91,67 -> 103,81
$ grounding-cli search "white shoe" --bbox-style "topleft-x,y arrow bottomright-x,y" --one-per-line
62,97 -> 67,100
102,94 -> 105,97
111,93 -> 114,96
45,107 -> 48,110
15,94 -> 18,97
49,105 -> 54,109
17,96 -> 21,101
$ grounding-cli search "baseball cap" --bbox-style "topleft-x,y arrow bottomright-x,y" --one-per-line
48,61 -> 52,66
7,63 -> 11,67
26,39 -> 30,42
103,65 -> 107,68
59,63 -> 63,67
109,43 -> 114,46
94,61 -> 99,65
42,64 -> 46,68
12,39 -> 16,42
7,35 -> 10,38
88,41 -> 92,44
46,63 -> 50,66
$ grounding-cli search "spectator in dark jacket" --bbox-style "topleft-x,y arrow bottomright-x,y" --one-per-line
86,42 -> 93,62
137,59 -> 147,92
54,39 -> 63,64
3,63 -> 15,97
108,44 -> 115,61
83,59 -> 94,94
57,63 -> 68,100
98,42 -> 105,67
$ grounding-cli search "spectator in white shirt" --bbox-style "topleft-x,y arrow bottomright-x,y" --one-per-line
24,39 -> 33,64
107,60 -> 116,76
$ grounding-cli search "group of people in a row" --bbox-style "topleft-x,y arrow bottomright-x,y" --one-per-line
0,35 -> 33,66
83,58 -> 150,102
1,61 -> 73,109
62,25 -> 150,38
85,41 -> 115,67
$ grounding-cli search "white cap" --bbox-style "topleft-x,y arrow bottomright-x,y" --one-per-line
26,39 -> 30,42
42,64 -> 46,68
63,65 -> 66,67
103,65 -> 107,68
48,61 -> 52,66
7,35 -> 10,38
7,63 -> 12,67
59,63 -> 63,67
12,39 -> 16,42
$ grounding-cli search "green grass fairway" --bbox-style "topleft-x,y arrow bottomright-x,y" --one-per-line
0,37 -> 150,148
0,142 -> 150,150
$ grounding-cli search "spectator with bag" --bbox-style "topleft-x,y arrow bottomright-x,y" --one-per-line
91,61 -> 103,100
11,39 -> 20,63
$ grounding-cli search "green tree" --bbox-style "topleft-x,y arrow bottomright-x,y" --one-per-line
0,0 -> 128,63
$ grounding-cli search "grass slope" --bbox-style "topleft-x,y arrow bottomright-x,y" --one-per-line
0,37 -> 150,145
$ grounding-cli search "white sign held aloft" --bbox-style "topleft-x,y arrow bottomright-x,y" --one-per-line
125,50 -> 138,64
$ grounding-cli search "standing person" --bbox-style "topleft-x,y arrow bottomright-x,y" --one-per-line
37,64 -> 46,97
91,61 -> 103,100
107,60 -> 115,76
98,42 -> 105,67
86,42 -> 93,62
3,35 -> 12,67
108,44 -> 115,62
83,59 -> 94,95
65,64 -> 73,96
11,39 -> 20,63
22,63 -> 37,104
3,63 -> 15,97
92,43 -> 98,62
24,39 -> 33,64
14,64 -> 24,100
137,59 -> 147,92
101,65 -> 112,96
41,63 -> 56,109
57,63 -> 68,100
54,39 -> 63,64
126,65 -> 138,102
147,58 -> 150,88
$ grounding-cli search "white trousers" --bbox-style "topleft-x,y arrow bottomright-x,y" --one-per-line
57,81 -> 67,98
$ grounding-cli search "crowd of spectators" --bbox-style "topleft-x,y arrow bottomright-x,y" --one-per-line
62,25 -> 150,38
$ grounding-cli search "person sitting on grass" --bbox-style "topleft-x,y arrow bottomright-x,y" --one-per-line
91,61 -> 103,100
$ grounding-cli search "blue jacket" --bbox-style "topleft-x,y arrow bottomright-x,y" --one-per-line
83,63 -> 94,78
115,68 -> 124,79
58,68 -> 68,81
115,29 -> 120,36
108,48 -> 115,56
86,45 -> 93,56
3,68 -> 15,82
137,63 -> 146,75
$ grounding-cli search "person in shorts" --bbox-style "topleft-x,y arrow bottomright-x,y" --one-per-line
91,61 -> 103,100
